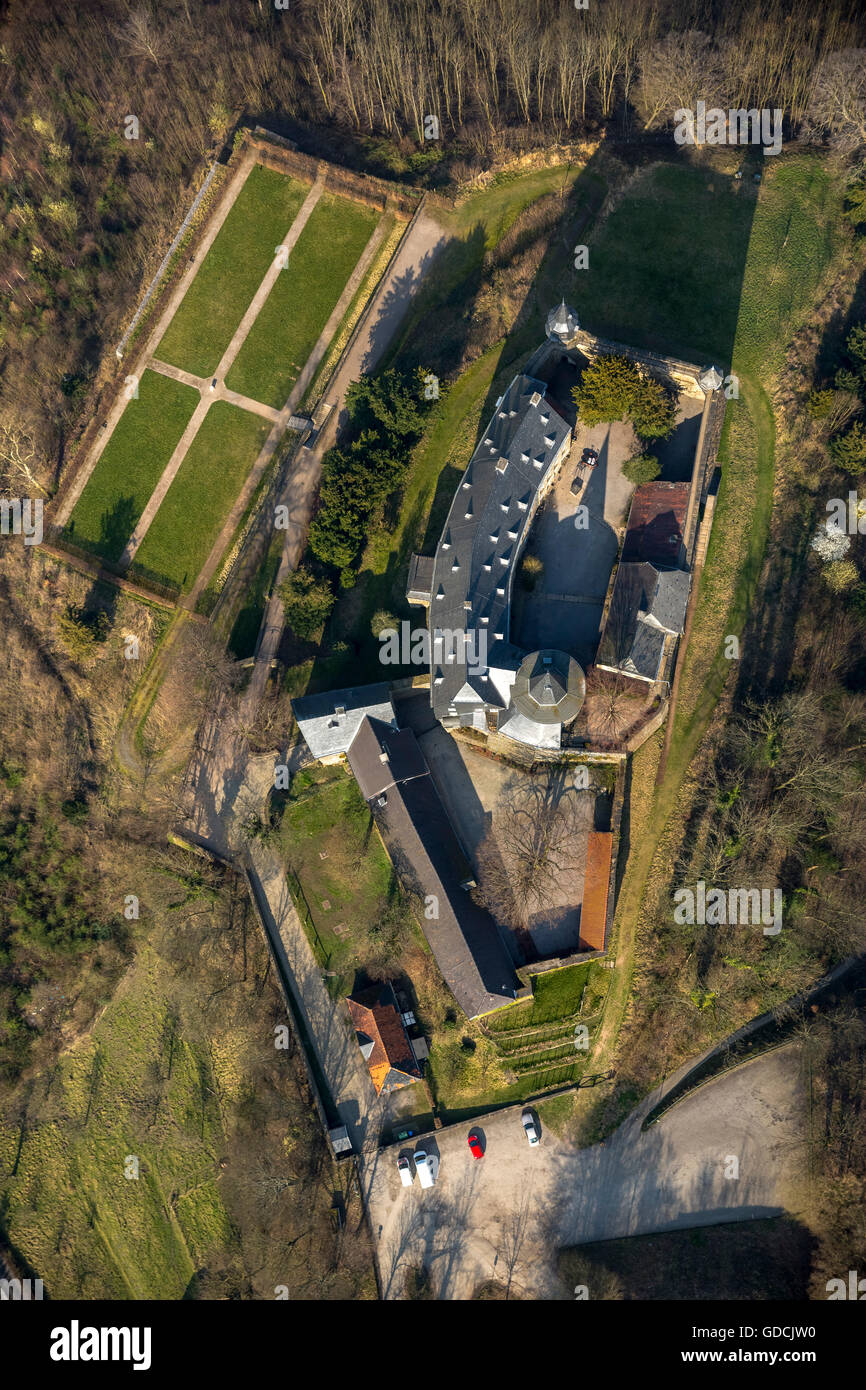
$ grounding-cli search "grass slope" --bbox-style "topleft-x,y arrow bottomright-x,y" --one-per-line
0,948 -> 229,1299
226,193 -> 380,408
134,402 -> 269,591
68,370 -> 198,563
156,164 -> 309,377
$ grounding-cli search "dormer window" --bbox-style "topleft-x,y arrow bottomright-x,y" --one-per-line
530,391 -> 541,406
544,434 -> 555,447
496,586 -> 505,596
507,528 -> 518,540
499,556 -> 509,566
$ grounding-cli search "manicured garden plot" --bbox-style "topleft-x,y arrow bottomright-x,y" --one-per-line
156,164 -> 309,377
133,402 -> 269,591
225,193 -> 380,409
67,370 -> 199,563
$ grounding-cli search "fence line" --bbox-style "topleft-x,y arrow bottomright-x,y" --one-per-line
115,160 -> 220,360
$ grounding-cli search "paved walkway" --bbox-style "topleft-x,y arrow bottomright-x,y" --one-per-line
54,146 -> 260,529
118,175 -> 327,569
241,210 -> 447,715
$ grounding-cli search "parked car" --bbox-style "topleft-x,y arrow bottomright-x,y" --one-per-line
581,446 -> 599,468
397,1155 -> 414,1187
467,1131 -> 484,1160
521,1108 -> 539,1146
570,473 -> 583,497
414,1149 -> 438,1187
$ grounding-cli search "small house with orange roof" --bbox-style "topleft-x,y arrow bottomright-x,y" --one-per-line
346,982 -> 423,1096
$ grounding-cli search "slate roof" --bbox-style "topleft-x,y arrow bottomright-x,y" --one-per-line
291,683 -> 395,759
346,982 -> 422,1095
346,716 -> 427,800
621,482 -> 690,567
597,562 -> 690,681
410,372 -> 571,722
348,716 -> 518,1017
511,648 -> 586,726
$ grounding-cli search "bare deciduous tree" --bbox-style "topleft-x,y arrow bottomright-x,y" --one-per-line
476,776 -> 586,930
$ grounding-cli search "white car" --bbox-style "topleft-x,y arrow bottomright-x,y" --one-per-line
521,1108 -> 539,1146
414,1149 -> 438,1188
397,1155 -> 414,1187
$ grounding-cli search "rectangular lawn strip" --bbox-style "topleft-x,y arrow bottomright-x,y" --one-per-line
67,369 -> 199,564
132,402 -> 270,592
276,767 -> 400,999
155,164 -> 309,377
225,193 -> 380,409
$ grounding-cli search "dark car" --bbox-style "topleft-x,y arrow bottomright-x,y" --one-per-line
467,1131 -> 484,1160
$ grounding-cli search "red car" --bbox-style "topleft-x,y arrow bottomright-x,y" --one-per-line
467,1131 -> 484,1159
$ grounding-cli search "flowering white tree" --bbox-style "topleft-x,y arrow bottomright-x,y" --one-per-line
811,521 -> 851,563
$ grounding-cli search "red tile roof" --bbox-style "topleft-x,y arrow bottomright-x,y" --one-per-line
621,482 -> 690,566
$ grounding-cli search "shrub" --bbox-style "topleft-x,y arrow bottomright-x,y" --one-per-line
371,608 -> 398,637
632,376 -> 677,440
823,560 -> 859,593
623,453 -> 660,485
829,421 -> 866,474
808,389 -> 835,420
279,566 -> 335,639
519,554 -> 543,591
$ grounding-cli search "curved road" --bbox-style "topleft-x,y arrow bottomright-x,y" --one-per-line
362,1042 -> 805,1300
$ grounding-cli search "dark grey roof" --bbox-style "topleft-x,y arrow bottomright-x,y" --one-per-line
346,716 -> 427,800
511,649 -> 586,725
624,622 -> 667,680
419,373 -> 571,720
546,300 -> 579,342
597,563 -> 690,681
291,683 -> 395,759
648,569 -> 690,634
347,717 -> 518,1017
376,775 -> 519,1017
407,552 -> 434,604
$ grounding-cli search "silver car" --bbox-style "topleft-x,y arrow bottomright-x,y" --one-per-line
521,1108 -> 539,1146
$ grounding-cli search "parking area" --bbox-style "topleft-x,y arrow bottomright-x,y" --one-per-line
513,421 -> 632,668
361,1044 -> 804,1301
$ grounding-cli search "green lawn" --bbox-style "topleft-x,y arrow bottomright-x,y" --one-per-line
156,164 -> 309,377
276,767 -> 403,998
133,402 -> 269,591
225,193 -> 380,408
67,370 -> 199,563
579,161 -> 757,364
